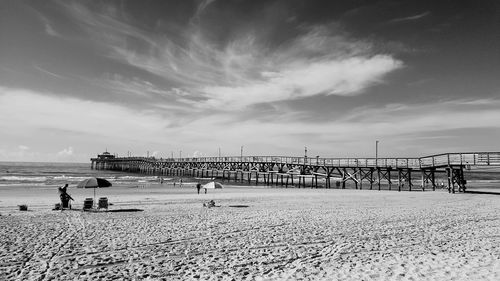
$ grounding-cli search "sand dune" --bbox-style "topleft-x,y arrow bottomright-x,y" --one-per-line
0,185 -> 499,280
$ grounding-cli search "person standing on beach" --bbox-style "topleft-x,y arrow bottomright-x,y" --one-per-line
58,184 -> 74,210
196,183 -> 201,194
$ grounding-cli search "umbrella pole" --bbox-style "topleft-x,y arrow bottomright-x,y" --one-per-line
94,188 -> 96,208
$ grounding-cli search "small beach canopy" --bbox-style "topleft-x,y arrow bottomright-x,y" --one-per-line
202,181 -> 224,189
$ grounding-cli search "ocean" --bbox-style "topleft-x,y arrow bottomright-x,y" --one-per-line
0,161 -> 164,187
1,161 -> 499,189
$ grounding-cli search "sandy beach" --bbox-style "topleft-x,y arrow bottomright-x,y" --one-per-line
1,184 -> 499,281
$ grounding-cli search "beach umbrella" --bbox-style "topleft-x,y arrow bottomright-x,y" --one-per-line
201,181 -> 223,207
77,177 -> 112,202
202,181 -> 224,189
77,177 -> 112,188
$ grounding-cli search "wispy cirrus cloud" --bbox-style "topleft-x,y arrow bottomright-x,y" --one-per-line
44,22 -> 60,37
34,65 -> 65,79
389,11 -> 431,23
202,54 -> 402,108
61,1 -> 403,110
27,3 -> 62,37
194,0 -> 218,19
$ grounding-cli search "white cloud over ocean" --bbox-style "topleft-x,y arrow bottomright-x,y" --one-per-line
3,85 -> 500,161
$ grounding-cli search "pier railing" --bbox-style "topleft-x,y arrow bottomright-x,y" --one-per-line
419,152 -> 500,168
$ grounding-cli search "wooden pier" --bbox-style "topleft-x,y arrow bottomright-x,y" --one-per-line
91,152 -> 500,193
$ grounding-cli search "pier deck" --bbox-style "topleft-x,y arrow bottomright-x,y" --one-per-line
92,152 -> 500,193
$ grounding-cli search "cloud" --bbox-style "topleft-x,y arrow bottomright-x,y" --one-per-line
34,65 -> 65,79
0,146 -> 39,162
2,85 -> 500,161
194,0 -> 218,19
61,2 -> 403,110
389,11 -> 431,23
171,98 -> 500,157
201,55 -> 402,108
44,22 -> 60,37
0,144 -> 87,163
29,3 -> 62,37
96,74 -> 179,101
57,146 -> 74,156
0,86 -> 171,142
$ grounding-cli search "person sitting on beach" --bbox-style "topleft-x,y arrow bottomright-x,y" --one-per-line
203,200 -> 215,208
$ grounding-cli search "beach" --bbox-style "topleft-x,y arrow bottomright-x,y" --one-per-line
1,184 -> 499,281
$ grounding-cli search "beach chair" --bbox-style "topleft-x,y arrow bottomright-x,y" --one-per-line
98,197 -> 108,210
83,198 -> 93,210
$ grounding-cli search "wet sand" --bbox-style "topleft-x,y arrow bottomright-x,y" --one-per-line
1,184 -> 499,280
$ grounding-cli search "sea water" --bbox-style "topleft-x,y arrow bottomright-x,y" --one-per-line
0,161 -> 163,187
1,161 -> 498,189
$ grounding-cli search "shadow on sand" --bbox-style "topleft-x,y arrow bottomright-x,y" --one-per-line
465,191 -> 500,195
106,209 -> 144,212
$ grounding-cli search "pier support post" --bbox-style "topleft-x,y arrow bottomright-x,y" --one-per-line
342,168 -> 347,189
407,169 -> 412,191
446,167 -> 453,193
446,166 -> 466,193
398,169 -> 402,192
377,168 -> 381,190
369,168 -> 374,190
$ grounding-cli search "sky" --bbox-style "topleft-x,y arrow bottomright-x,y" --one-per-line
1,0 -> 500,162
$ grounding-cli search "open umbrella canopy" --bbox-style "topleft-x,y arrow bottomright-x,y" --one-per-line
202,181 -> 224,189
77,177 -> 112,188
